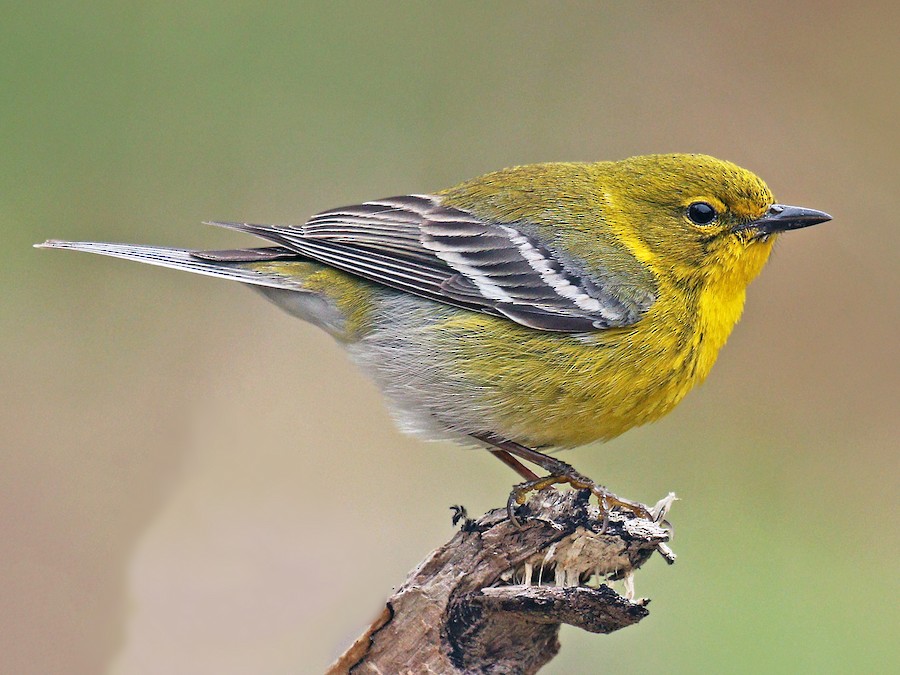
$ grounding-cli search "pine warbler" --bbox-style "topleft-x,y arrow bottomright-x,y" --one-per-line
37,154 -> 830,518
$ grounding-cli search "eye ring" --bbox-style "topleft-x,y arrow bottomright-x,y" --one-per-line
687,201 -> 718,225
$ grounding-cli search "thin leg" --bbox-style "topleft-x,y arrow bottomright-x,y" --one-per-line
487,448 -> 541,482
474,432 -> 581,477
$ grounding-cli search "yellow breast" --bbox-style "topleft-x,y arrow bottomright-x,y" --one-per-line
438,264 -> 756,448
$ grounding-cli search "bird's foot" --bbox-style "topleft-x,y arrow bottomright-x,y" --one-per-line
471,433 -> 656,529
507,468 -> 652,529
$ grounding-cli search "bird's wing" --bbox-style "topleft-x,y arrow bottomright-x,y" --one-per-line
203,194 -> 649,332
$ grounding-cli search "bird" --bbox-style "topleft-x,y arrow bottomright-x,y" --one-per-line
36,153 -> 831,520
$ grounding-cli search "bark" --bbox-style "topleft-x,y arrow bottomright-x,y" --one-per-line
327,489 -> 676,674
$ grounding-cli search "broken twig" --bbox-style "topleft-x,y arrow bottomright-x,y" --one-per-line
327,489 -> 675,674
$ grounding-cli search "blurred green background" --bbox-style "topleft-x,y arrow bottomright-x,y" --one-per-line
3,3 -> 897,674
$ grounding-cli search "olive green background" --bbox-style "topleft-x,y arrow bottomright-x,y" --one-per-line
3,3 -> 897,674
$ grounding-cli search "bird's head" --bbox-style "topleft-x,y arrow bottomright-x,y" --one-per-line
603,154 -> 831,288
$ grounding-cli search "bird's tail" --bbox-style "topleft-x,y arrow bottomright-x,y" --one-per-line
34,240 -> 308,292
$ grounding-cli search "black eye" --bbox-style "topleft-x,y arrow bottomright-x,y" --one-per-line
687,202 -> 717,225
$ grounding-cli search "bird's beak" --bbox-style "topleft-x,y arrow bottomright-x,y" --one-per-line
734,204 -> 832,236
734,204 -> 831,237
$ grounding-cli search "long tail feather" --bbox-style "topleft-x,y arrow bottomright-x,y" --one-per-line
34,240 -> 307,291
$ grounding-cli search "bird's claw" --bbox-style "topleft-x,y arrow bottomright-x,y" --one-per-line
506,473 -> 652,529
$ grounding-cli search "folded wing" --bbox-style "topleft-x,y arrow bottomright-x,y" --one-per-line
204,194 -> 650,332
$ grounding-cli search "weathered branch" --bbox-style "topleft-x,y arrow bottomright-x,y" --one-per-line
327,490 -> 675,674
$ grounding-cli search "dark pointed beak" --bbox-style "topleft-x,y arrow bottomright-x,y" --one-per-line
735,204 -> 832,236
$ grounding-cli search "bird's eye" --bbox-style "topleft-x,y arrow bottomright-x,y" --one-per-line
687,202 -> 717,225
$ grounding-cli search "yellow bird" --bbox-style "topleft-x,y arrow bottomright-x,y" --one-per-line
37,154 -> 830,518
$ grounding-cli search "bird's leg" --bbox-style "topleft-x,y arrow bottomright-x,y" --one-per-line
472,432 -> 651,527
486,448 -> 541,482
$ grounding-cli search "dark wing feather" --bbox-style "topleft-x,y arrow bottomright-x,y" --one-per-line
202,194 -> 650,332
